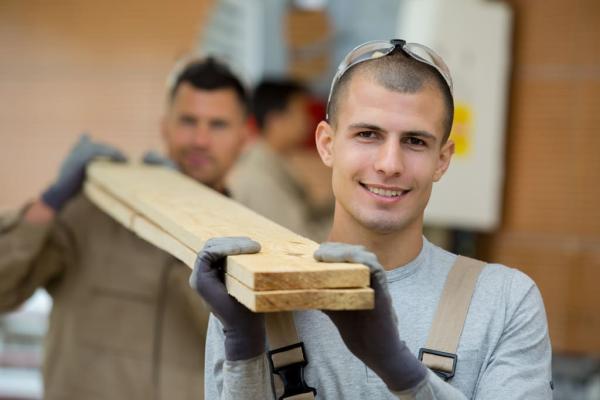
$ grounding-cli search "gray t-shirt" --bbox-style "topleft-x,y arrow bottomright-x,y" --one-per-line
205,239 -> 553,399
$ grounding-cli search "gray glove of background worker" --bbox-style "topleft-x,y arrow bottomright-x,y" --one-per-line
41,134 -> 127,211
141,150 -> 178,170
189,237 -> 266,361
314,243 -> 428,392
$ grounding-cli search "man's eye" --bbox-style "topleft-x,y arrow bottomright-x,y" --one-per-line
404,137 -> 426,146
210,120 -> 229,130
357,131 -> 377,139
179,116 -> 196,126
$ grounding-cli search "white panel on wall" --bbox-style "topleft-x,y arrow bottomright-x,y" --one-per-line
397,0 -> 512,230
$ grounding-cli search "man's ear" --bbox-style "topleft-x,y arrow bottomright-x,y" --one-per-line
315,120 -> 335,167
433,139 -> 454,182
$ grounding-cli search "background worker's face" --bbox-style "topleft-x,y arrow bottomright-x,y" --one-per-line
264,93 -> 310,152
278,93 -> 310,148
162,83 -> 247,191
316,74 -> 454,234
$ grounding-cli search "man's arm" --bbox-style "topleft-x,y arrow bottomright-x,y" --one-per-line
0,205 -> 59,310
204,314 -> 273,400
0,134 -> 126,311
191,237 -> 273,399
472,271 -> 552,399
315,243 -> 470,399
316,245 -> 552,399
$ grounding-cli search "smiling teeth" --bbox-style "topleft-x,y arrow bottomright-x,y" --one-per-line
367,186 -> 402,197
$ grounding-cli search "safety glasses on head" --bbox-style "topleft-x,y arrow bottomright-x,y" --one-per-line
326,39 -> 453,120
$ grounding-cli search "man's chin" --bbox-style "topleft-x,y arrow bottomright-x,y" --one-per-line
360,219 -> 403,234
182,168 -> 217,187
354,211 -> 410,234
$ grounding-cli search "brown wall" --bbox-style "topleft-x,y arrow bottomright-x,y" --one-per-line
0,0 -> 213,211
481,0 -> 600,354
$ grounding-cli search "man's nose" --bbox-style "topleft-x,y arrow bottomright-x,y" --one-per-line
373,140 -> 404,177
192,126 -> 212,147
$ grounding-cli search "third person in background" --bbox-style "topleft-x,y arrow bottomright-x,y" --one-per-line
228,79 -> 333,241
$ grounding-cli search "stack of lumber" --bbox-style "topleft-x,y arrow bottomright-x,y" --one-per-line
84,161 -> 373,312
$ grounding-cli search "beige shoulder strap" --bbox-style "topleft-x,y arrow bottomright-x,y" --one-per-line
419,255 -> 485,378
266,312 -> 316,399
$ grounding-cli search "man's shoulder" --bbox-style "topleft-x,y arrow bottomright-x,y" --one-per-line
59,193 -> 110,222
470,260 -> 545,324
57,193 -> 131,239
479,262 -> 537,297
426,241 -> 539,303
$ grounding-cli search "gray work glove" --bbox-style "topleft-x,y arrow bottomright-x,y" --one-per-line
190,237 -> 266,361
42,134 -> 126,211
314,243 -> 427,391
141,150 -> 178,170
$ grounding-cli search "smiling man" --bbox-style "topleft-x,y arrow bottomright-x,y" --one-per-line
162,62 -> 248,193
193,40 -> 552,399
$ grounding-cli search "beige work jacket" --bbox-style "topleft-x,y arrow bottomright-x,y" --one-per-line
0,195 -> 209,400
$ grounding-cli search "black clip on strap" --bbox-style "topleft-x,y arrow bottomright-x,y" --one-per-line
418,348 -> 457,381
267,342 -> 316,399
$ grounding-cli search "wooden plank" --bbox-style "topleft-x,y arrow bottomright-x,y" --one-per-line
84,164 -> 374,312
86,161 -> 370,291
225,274 -> 373,312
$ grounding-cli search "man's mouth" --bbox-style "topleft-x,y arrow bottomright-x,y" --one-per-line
360,183 -> 409,198
184,152 -> 214,167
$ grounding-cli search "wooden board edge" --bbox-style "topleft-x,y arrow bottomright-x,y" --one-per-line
132,216 -> 197,268
225,274 -> 374,312
84,182 -> 135,229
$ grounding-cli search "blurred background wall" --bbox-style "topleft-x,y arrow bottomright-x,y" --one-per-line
480,0 -> 600,354
0,0 -> 214,212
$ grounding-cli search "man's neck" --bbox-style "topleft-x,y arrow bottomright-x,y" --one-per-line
327,209 -> 424,271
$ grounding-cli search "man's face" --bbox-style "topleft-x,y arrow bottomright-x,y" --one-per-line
280,94 -> 310,148
316,74 -> 454,234
162,83 -> 247,191
266,93 -> 310,151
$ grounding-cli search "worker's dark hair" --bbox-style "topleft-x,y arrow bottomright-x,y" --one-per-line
169,57 -> 249,114
327,50 -> 454,142
252,79 -> 308,131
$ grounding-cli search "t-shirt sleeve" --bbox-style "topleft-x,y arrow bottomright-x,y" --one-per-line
392,268 -> 552,400
472,269 -> 553,399
204,313 -> 274,399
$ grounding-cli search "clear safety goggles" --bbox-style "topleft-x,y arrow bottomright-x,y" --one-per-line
326,39 -> 453,120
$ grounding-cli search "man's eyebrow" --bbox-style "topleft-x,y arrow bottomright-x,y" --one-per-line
405,130 -> 438,143
209,117 -> 229,124
347,123 -> 438,143
179,114 -> 197,122
347,122 -> 385,132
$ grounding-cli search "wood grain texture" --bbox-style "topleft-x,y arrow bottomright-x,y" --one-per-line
84,161 -> 374,311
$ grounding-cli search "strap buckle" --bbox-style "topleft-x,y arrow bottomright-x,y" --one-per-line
267,342 -> 316,400
418,348 -> 457,381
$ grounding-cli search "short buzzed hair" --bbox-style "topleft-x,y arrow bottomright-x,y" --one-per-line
327,50 -> 454,142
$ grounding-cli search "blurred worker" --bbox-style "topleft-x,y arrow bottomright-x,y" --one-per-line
192,40 -> 552,398
0,57 -> 249,400
228,79 -> 332,241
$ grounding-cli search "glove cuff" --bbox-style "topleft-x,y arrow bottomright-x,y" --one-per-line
224,325 -> 267,362
373,342 -> 428,391
41,185 -> 72,212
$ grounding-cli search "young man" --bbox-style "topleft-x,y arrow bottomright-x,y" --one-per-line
0,58 -> 249,399
228,79 -> 332,241
192,40 -> 552,399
